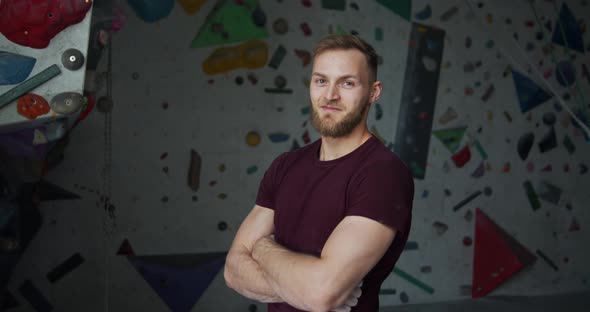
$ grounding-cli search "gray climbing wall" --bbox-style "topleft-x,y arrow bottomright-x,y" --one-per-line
3,0 -> 590,311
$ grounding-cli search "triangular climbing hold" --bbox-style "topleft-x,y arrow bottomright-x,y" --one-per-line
36,179 -> 80,201
551,3 -> 585,53
537,181 -> 562,205
128,252 -> 227,312
376,0 -> 411,21
117,239 -> 135,256
511,70 -> 552,113
178,0 -> 207,15
472,208 -> 536,298
191,0 -> 269,48
432,126 -> 467,153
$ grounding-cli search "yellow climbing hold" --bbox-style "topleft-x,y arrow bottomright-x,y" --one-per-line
178,0 -> 206,15
246,131 -> 261,147
202,40 -> 268,75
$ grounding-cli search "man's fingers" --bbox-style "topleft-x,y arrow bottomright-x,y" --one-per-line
351,286 -> 362,299
345,295 -> 358,307
330,305 -> 351,312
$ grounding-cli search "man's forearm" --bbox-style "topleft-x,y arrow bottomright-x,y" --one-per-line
252,237 -> 329,311
224,246 -> 283,303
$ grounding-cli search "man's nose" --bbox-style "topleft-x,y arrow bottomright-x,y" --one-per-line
325,84 -> 340,102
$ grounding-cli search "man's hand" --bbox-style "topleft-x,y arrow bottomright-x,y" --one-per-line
330,281 -> 362,312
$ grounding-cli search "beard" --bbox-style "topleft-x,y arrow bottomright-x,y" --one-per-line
310,99 -> 370,138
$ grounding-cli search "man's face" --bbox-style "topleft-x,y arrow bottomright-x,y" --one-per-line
309,49 -> 374,138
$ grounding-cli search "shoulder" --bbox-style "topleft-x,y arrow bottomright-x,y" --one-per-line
354,140 -> 414,187
366,140 -> 412,176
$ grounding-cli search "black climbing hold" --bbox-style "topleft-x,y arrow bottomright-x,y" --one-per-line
517,132 -> 534,160
61,48 -> 85,70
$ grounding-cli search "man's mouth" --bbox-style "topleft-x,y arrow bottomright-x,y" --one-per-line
321,105 -> 341,111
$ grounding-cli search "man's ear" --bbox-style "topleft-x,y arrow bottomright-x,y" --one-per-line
370,81 -> 382,103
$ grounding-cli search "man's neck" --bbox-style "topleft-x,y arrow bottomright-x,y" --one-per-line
319,126 -> 372,161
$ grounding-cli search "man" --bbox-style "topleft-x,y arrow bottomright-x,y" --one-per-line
224,35 -> 414,312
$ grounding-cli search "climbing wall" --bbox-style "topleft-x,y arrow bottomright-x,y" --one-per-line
3,0 -> 590,311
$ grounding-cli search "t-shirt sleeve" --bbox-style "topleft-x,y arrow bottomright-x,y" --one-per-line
255,153 -> 288,210
346,159 -> 414,234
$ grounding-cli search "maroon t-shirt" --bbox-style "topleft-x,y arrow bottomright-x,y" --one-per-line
255,136 -> 414,312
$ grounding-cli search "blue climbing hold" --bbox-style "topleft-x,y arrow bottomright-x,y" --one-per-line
555,60 -> 575,87
127,0 -> 174,23
268,132 -> 290,143
552,3 -> 585,53
512,70 -> 552,113
0,51 -> 36,85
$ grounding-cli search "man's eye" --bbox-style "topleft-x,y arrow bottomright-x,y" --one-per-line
315,79 -> 325,84
342,81 -> 354,87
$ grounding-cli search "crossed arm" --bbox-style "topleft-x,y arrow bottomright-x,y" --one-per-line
224,205 -> 396,312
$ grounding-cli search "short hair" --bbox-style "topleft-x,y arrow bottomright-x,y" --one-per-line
312,34 -> 378,83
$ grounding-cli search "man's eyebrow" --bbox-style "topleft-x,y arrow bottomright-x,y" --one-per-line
311,73 -> 360,80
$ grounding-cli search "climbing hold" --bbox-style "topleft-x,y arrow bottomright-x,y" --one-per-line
452,190 -> 482,212
300,22 -> 312,36
61,49 -> 85,71
523,180 -> 541,211
440,6 -> 458,22
50,92 -> 84,115
218,221 -> 228,231
188,149 -> 201,191
471,162 -> 485,178
375,103 -> 383,120
0,0 -> 92,48
321,0 -> 346,10
481,84 -> 495,102
268,132 -> 290,143
0,51 -> 36,85
463,236 -> 473,246
246,166 -> 258,174
268,45 -> 287,69
517,132 -> 534,160
451,145 -> 471,168
202,40 -> 268,75
399,291 -> 409,303
563,135 -> 576,154
538,127 -> 557,153
294,49 -> 311,67
432,221 -> 448,235
537,181 -> 562,205
415,5 -> 432,21
251,5 -> 267,27
127,0 -> 174,23
17,93 -> 50,119
555,60 -> 576,87
246,131 -> 261,147
272,18 -> 288,35
438,107 -> 458,125
274,75 -> 287,89
375,27 -> 383,41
